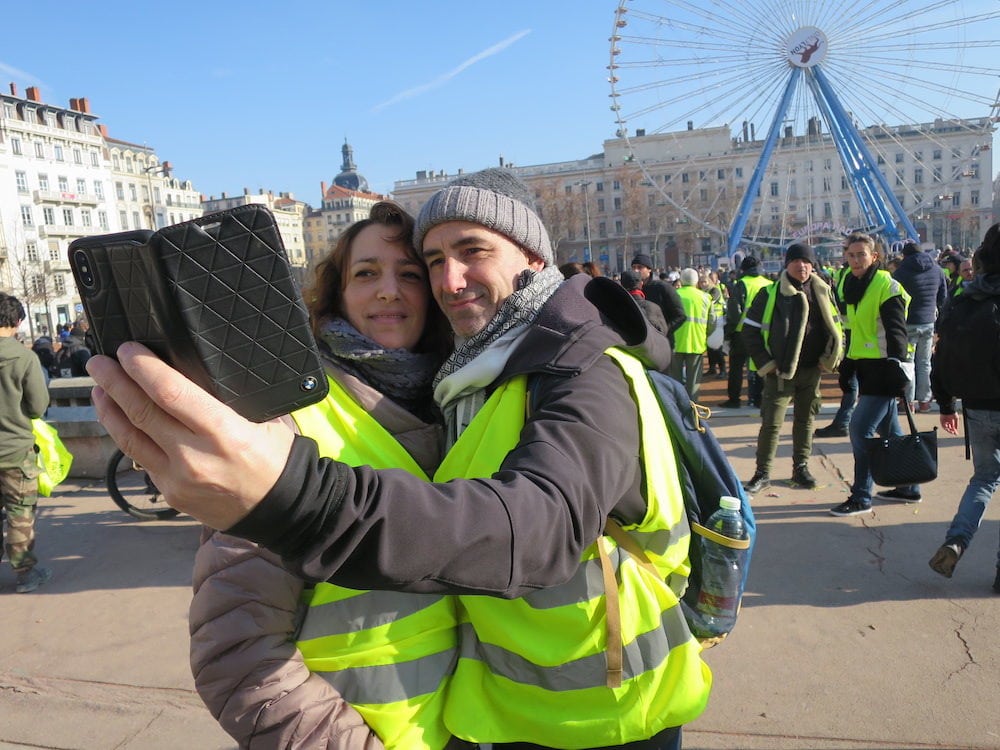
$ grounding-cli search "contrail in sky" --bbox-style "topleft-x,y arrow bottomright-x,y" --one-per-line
0,62 -> 49,92
373,29 -> 531,112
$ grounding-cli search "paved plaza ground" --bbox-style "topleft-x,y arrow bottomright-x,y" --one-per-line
3,380 -> 998,749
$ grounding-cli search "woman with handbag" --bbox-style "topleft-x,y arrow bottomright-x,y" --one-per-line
829,232 -> 921,517
187,202 -> 460,749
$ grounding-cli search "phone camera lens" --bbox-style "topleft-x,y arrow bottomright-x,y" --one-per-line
73,250 -> 97,290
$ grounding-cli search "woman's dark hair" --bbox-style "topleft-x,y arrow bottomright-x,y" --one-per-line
974,222 -> 1000,275
582,261 -> 603,277
559,262 -> 585,279
304,201 -> 451,356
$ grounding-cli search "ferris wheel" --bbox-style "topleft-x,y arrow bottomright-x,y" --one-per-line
608,0 -> 1000,257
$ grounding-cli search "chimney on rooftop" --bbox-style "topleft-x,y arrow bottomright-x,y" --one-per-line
79,98 -> 91,113
69,98 -> 80,111
9,83 -> 17,97
98,124 -> 109,138
26,86 -> 41,102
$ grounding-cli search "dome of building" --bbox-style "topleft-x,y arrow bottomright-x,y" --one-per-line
332,139 -> 370,193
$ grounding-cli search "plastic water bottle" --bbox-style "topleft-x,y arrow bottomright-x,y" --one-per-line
695,496 -> 749,636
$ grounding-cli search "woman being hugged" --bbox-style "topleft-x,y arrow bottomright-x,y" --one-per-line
829,232 -> 918,517
189,202 -> 456,749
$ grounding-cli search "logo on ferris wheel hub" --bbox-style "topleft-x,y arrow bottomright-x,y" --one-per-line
786,27 -> 828,68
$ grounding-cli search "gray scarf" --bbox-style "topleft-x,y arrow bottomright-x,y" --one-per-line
434,265 -> 564,387
318,318 -> 441,419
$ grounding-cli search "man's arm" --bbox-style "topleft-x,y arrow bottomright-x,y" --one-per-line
739,290 -> 771,375
23,355 -> 50,418
88,344 -> 640,598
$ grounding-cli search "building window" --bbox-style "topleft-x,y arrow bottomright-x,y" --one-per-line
895,152 -> 904,164
21,206 -> 34,226
599,221 -> 607,237
11,138 -> 22,155
841,201 -> 850,216
717,169 -> 725,180
770,182 -> 779,197
125,157 -> 133,172
34,141 -> 45,158
681,173 -> 690,184
822,177 -> 832,192
94,181 -> 104,199
26,242 -> 39,261
112,154 -> 120,169
119,210 -> 128,229
54,274 -> 67,295
895,170 -> 904,186
595,182 -> 604,192
30,275 -> 45,296
76,178 -> 86,195
15,171 -> 28,193
952,193 -> 960,207
43,207 -> 55,225
933,167 -> 942,182
133,211 -> 141,228
98,211 -> 109,230
565,185 -> 573,195
62,208 -> 74,225
115,182 -> 124,200
597,198 -> 605,212
933,149 -> 942,160
971,190 -> 980,206
876,154 -> 885,165
615,220 -> 623,234
734,168 -> 743,178
91,151 -> 100,167
699,188 -> 709,202
612,180 -> 621,191
129,184 -> 137,201
73,148 -> 83,164
823,202 -> 832,218
81,209 -> 92,227
58,176 -> 69,193
54,144 -> 63,161
914,167 -> 923,184
613,197 -> 622,210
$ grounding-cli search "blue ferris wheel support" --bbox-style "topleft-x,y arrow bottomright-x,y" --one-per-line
727,30 -> 919,257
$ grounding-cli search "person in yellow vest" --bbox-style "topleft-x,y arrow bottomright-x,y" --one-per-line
88,168 -> 712,749
740,243 -> 843,494
829,233 -> 919,516
187,202 -> 460,748
720,256 -> 772,409
670,268 -> 716,400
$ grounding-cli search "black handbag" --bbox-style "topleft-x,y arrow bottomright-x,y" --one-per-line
865,400 -> 938,486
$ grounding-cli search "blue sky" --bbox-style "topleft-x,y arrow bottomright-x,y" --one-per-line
2,1 -> 996,207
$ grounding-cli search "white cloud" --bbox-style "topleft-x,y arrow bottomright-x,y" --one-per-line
372,29 -> 531,113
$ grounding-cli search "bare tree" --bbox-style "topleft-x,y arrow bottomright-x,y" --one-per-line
2,218 -> 52,339
533,177 -> 580,264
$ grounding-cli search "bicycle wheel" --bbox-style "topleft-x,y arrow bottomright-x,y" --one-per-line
105,448 -> 180,521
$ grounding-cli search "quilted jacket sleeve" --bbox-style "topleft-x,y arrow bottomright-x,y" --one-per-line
189,529 -> 384,750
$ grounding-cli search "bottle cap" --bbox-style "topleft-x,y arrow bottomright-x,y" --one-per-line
720,496 -> 741,511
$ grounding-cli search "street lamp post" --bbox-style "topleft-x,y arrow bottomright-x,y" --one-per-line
143,161 -> 172,230
575,180 -> 593,262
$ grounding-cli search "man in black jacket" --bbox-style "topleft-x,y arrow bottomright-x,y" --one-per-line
892,241 -> 945,411
928,223 -> 1000,594
740,244 -> 843,492
630,253 -> 686,341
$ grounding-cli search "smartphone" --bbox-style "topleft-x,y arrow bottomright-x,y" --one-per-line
69,206 -> 328,422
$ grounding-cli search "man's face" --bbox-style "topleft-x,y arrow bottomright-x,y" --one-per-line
631,263 -> 652,281
845,241 -> 876,277
786,258 -> 813,283
422,221 -> 543,338
959,260 -> 973,280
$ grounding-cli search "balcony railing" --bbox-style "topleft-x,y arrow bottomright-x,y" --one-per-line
33,190 -> 100,206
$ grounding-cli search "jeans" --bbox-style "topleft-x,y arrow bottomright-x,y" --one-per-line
905,323 -> 934,404
755,367 -> 822,474
945,408 -> 1000,567
848,394 -> 919,504
829,371 -> 858,429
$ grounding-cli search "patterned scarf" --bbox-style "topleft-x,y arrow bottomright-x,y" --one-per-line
317,317 -> 441,419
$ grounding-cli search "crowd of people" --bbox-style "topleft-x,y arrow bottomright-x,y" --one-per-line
4,163 -> 996,747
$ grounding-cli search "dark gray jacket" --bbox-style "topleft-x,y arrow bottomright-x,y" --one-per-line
892,250 -> 946,325
229,275 -> 671,598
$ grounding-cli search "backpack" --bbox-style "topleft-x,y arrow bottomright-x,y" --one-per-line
935,292 -> 1000,401
646,368 -> 756,644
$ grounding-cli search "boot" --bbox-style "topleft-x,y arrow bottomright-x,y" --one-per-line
743,471 -> 770,494
791,464 -> 817,489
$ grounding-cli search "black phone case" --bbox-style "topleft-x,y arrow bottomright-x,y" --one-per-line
139,204 -> 328,422
68,231 -> 155,357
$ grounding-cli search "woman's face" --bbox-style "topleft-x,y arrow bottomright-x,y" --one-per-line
342,224 -> 429,351
845,241 -> 877,277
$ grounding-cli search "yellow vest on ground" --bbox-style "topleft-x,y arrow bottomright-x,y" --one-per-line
293,376 -> 457,750
674,286 -> 713,354
438,350 -> 712,747
845,270 -> 911,360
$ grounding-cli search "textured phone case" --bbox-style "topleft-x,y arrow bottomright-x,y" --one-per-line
68,231 -> 154,357
145,205 -> 327,421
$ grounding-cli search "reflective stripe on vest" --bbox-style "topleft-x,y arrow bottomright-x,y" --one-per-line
291,376 -> 457,750
437,350 -> 711,746
674,286 -> 712,354
846,270 -> 912,360
735,275 -> 772,332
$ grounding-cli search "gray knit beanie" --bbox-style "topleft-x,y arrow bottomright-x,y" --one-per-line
413,167 -> 554,266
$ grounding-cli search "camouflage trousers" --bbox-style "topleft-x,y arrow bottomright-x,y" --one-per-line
1,449 -> 41,573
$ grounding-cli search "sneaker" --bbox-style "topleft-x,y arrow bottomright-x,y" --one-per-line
814,424 -> 848,438
928,543 -> 963,578
875,488 -> 922,503
743,472 -> 770,494
829,498 -> 872,516
15,566 -> 52,594
791,465 -> 817,489
717,399 -> 742,409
